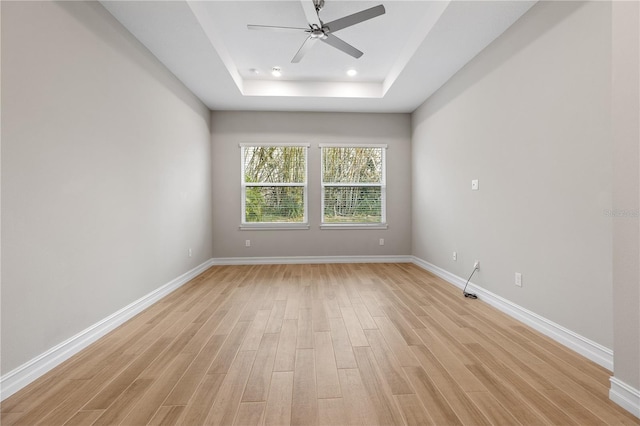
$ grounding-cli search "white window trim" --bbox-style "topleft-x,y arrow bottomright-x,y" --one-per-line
320,144 -> 387,229
240,143 -> 309,230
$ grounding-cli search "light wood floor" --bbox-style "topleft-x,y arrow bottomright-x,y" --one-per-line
2,263 -> 638,425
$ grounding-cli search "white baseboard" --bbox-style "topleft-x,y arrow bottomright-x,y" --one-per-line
610,377 -> 640,418
212,255 -> 413,265
0,258 -> 216,401
411,256 -> 614,371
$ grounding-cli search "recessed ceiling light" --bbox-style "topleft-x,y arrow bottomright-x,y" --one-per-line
347,69 -> 358,77
271,67 -> 282,77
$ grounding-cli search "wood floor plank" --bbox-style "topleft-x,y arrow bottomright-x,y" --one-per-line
264,371 -> 294,426
340,306 -> 369,347
353,302 -> 378,330
91,378 -> 154,425
359,290 -> 386,317
2,374 -> 62,414
8,379 -> 83,426
234,402 -> 265,425
312,298 -> 331,332
381,305 -> 423,345
291,348 -> 318,425
466,363 -> 549,425
242,333 -> 279,402
373,316 -> 420,367
178,373 -> 225,425
207,320 -> 251,374
181,307 -> 230,354
314,331 -> 341,399
338,368 -> 379,426
318,398 -> 348,426
214,299 -> 252,336
534,363 -> 637,424
148,405 -> 184,426
403,365 -> 464,426
284,292 -> 300,320
395,393 -> 434,426
30,354 -> 136,425
465,342 -> 579,425
465,391 -> 521,426
328,317 -> 358,369
412,326 -> 486,393
3,264 -> 637,426
364,329 -> 414,395
61,409 -> 103,426
120,353 -> 195,425
241,309 -> 272,351
352,346 -> 405,425
274,319 -> 298,372
297,308 -> 314,349
83,336 -> 173,410
542,389 -> 608,426
163,333 -> 226,406
205,350 -> 257,425
265,300 -> 287,334
411,344 -> 492,426
323,297 -> 342,319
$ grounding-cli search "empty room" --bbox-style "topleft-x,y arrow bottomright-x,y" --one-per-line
1,0 -> 639,425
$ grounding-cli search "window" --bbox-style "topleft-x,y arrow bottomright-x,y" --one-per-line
240,144 -> 309,229
321,144 -> 387,228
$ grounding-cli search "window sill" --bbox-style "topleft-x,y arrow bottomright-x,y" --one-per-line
320,223 -> 388,230
239,224 -> 310,231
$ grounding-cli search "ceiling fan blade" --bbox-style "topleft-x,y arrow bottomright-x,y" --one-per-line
247,24 -> 307,32
325,4 -> 385,33
292,36 -> 318,63
321,34 -> 363,59
300,0 -> 321,27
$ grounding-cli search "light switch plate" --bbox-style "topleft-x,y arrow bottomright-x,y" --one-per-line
471,179 -> 479,190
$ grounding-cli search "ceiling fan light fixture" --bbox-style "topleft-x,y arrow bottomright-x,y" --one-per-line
247,1 -> 386,63
271,67 -> 282,77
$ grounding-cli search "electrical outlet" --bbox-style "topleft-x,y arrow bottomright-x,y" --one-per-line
245,240 -> 251,247
515,272 -> 522,287
379,238 -> 384,246
452,251 -> 457,261
474,260 -> 480,269
188,248 -> 192,257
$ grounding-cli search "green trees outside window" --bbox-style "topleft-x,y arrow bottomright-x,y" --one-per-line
241,145 -> 307,223
241,144 -> 385,226
321,146 -> 386,224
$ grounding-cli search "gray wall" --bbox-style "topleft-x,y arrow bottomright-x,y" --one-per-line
411,2 -> 613,347
211,111 -> 411,258
1,2 -> 213,374
612,1 -> 640,391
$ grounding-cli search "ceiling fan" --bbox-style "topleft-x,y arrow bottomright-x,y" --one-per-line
247,0 -> 386,63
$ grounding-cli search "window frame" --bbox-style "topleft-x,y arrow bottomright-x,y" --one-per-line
240,143 -> 310,230
319,143 -> 388,230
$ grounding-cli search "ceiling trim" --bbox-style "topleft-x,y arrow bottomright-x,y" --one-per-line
187,0 -> 444,100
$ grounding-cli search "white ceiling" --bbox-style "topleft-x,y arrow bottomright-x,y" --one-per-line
101,0 -> 536,113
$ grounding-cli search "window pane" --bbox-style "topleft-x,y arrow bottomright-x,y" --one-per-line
243,146 -> 306,184
323,186 -> 382,223
322,147 -> 382,183
245,186 -> 305,223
